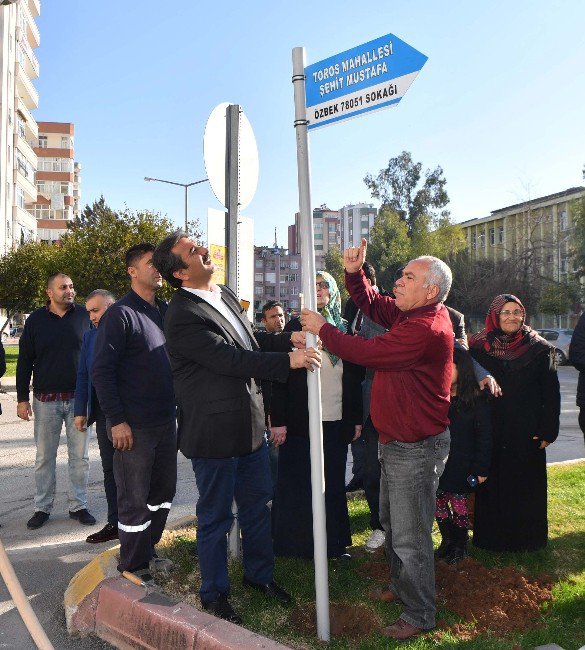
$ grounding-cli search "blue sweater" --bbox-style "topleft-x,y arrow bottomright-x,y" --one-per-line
74,327 -> 97,421
91,290 -> 175,428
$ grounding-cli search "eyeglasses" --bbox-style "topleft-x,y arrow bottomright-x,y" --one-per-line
316,281 -> 330,289
499,309 -> 523,318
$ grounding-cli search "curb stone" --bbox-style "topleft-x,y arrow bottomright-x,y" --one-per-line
64,527 -> 291,649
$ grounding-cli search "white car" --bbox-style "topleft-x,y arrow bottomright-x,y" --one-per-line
536,329 -> 573,366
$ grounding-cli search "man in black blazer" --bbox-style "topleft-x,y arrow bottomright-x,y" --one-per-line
153,231 -> 320,624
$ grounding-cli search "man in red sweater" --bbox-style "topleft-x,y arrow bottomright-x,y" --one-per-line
301,239 -> 453,640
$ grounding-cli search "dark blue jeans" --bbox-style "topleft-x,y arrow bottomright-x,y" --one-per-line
191,441 -> 273,604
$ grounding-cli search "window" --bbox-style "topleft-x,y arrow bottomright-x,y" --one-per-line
61,137 -> 70,148
255,286 -> 263,296
315,233 -> 323,239
560,258 -> 568,274
265,286 -> 275,297
498,226 -> 505,244
16,186 -> 25,209
265,272 -> 276,283
38,136 -> 48,148
546,254 -> 553,263
255,273 -> 263,281
255,259 -> 263,268
315,245 -> 323,251
280,287 -> 288,297
290,261 -> 299,270
289,273 -> 298,282
290,287 -> 299,295
290,299 -> 299,308
280,275 -> 289,283
471,233 -> 477,249
361,227 -> 369,234
560,211 -> 568,231
280,261 -> 289,270
477,233 -> 486,248
489,228 -> 495,246
328,223 -> 337,232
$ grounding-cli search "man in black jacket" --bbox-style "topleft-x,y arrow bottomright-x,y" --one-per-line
569,313 -> 585,444
153,231 -> 320,624
92,244 -> 177,578
16,273 -> 92,530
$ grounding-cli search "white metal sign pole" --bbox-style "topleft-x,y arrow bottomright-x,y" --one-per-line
292,46 -> 330,643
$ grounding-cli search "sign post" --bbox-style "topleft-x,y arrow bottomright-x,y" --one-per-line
292,33 -> 426,642
292,46 -> 330,642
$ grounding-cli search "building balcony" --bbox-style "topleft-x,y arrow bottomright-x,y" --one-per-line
13,205 -> 37,233
18,41 -> 39,79
36,171 -> 74,182
15,62 -> 39,110
16,96 -> 38,139
28,0 -> 40,18
15,171 -> 37,204
19,1 -> 40,48
33,147 -> 74,159
14,133 -> 37,168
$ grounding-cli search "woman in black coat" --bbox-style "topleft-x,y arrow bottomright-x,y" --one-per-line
270,272 -> 363,559
470,294 -> 560,552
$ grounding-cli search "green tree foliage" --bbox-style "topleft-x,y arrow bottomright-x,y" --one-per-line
364,151 -> 449,236
365,208 -> 467,292
58,197 -> 202,300
323,246 -> 348,307
539,282 -> 580,316
366,208 -> 410,290
0,242 -> 59,331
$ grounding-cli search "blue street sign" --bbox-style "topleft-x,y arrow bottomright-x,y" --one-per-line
304,33 -> 427,130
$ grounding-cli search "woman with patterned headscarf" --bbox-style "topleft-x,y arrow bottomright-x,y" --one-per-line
469,294 -> 560,551
270,271 -> 364,559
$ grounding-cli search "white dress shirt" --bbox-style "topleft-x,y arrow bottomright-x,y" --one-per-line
183,285 -> 252,350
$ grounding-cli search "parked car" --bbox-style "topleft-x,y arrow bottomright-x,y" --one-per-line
536,328 -> 573,365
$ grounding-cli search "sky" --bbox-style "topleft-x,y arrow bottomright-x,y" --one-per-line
35,1 -> 585,246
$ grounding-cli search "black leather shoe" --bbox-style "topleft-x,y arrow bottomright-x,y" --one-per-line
69,509 -> 97,526
345,477 -> 363,492
27,511 -> 49,530
86,522 -> 118,543
202,594 -> 242,624
242,576 -> 292,605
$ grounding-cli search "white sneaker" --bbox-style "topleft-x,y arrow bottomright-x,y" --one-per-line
364,529 -> 386,553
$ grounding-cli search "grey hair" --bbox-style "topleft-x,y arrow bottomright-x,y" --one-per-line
413,256 -> 452,303
86,289 -> 116,304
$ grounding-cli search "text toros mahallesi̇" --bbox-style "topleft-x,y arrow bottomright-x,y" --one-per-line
312,42 -> 393,98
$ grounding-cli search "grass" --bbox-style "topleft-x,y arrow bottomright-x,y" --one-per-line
3,345 -> 18,377
157,464 -> 585,648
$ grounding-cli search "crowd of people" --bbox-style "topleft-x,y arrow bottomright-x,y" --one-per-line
8,231 -> 569,639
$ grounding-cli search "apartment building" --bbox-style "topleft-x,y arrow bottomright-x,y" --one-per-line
32,121 -> 81,244
291,205 -> 341,270
253,245 -> 302,324
339,203 -> 377,249
460,186 -> 585,282
0,0 -> 41,252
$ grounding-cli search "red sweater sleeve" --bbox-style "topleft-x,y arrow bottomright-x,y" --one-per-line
319,319 -> 429,371
345,269 -> 400,329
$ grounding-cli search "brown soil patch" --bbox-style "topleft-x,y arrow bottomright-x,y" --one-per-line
290,602 -> 381,640
434,557 -> 553,639
357,558 -> 389,584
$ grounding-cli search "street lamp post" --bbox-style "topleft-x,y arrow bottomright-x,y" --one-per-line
144,176 -> 208,233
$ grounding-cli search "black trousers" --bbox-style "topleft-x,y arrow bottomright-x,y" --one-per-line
579,408 -> 585,445
94,407 -> 117,526
362,416 -> 382,531
110,420 -> 177,572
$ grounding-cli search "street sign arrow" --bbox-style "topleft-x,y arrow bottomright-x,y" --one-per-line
304,33 -> 427,130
